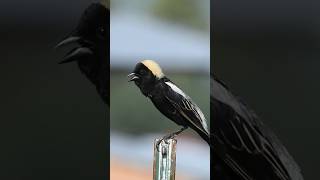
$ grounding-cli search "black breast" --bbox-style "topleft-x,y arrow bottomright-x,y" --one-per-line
149,82 -> 186,126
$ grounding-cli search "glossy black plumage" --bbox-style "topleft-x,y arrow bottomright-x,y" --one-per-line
211,75 -> 304,180
128,61 -> 209,144
56,3 -> 109,105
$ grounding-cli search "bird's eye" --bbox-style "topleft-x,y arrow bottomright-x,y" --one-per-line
140,69 -> 146,75
100,28 -> 105,34
99,27 -> 106,36
97,27 -> 105,39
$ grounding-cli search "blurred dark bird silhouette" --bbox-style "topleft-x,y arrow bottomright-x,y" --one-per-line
211,74 -> 304,180
56,2 -> 109,105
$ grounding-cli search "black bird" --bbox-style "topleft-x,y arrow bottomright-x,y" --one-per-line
211,75 -> 304,180
128,60 -> 209,146
56,2 -> 109,105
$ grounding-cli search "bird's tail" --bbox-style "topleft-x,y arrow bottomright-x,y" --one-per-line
195,128 -> 212,147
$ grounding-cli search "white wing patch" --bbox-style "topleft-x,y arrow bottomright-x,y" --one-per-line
193,103 -> 209,133
165,81 -> 209,134
165,82 -> 187,98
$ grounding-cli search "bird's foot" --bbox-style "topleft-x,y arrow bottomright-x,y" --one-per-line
156,134 -> 174,152
155,127 -> 187,151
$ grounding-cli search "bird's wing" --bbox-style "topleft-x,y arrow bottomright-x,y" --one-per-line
164,81 -> 209,135
212,77 -> 302,180
213,99 -> 292,180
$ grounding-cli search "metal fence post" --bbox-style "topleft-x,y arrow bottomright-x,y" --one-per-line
153,138 -> 177,180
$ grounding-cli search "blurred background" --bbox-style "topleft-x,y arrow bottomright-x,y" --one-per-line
0,1 -> 107,180
213,0 -> 320,179
110,0 -> 210,179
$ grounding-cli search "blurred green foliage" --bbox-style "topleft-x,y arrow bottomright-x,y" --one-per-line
110,70 -> 210,135
152,0 -> 208,31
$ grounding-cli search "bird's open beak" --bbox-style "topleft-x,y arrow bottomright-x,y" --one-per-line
55,36 -> 93,64
55,36 -> 81,49
128,73 -> 139,82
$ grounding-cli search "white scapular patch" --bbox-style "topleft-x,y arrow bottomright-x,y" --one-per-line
193,103 -> 209,133
165,82 -> 187,98
165,81 -> 209,134
141,60 -> 164,78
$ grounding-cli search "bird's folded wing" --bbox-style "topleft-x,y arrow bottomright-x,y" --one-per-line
164,81 -> 209,135
213,99 -> 290,180
212,76 -> 293,180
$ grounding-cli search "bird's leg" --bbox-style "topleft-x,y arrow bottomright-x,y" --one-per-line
163,126 -> 188,141
156,126 -> 188,151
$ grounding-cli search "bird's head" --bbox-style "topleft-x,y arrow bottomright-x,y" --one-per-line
55,3 -> 108,64
128,60 -> 164,92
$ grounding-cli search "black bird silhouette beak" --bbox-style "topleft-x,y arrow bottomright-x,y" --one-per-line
55,36 -> 93,64
59,47 -> 93,64
128,73 -> 139,82
55,36 -> 81,49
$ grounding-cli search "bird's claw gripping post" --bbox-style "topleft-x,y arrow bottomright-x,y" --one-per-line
153,138 -> 177,180
156,127 -> 187,152
156,134 -> 174,152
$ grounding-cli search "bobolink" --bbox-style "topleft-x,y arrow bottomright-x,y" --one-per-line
128,60 -> 209,146
211,75 -> 303,180
56,2 -> 109,105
